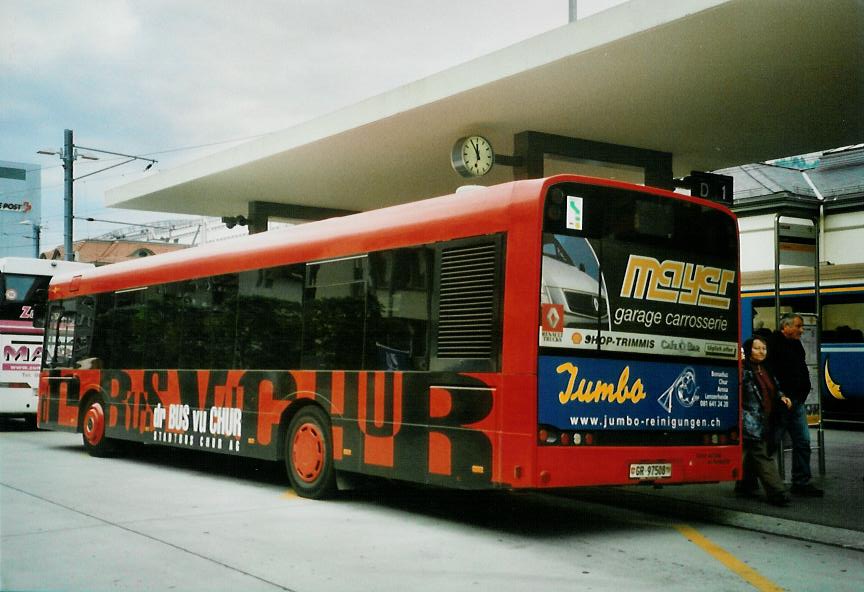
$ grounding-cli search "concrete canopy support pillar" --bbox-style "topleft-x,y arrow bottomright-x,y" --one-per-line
512,131 -> 674,190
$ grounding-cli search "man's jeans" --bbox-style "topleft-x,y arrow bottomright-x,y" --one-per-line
776,402 -> 812,485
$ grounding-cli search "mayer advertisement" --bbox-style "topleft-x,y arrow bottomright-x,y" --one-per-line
539,227 -> 738,360
538,356 -> 738,433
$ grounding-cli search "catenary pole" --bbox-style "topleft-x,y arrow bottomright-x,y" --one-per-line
63,129 -> 74,261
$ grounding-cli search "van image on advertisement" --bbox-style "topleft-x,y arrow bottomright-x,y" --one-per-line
540,235 -> 609,329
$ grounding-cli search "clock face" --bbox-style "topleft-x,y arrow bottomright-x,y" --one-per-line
452,135 -> 494,177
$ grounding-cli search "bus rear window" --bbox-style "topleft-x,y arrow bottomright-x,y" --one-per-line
544,184 -> 737,257
540,182 -> 739,360
2,274 -> 50,303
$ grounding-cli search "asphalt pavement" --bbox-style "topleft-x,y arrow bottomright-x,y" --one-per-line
4,423 -> 862,592
2,418 -> 861,552
564,428 -> 864,551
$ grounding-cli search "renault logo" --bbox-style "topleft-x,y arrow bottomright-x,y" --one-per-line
546,306 -> 561,329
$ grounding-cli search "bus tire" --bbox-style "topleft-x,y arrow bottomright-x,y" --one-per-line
81,397 -> 115,458
285,405 -> 337,499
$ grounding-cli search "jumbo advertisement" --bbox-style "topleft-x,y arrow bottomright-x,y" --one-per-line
539,228 -> 738,360
538,356 -> 738,433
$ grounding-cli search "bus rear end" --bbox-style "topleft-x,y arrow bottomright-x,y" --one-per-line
1,263 -> 53,425
533,180 -> 740,487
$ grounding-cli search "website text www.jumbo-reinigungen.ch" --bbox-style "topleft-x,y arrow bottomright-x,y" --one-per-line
570,416 -> 722,429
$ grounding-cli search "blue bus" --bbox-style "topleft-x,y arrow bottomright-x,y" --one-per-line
741,263 -> 864,426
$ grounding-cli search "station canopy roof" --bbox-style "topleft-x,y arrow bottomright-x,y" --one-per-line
107,0 -> 864,220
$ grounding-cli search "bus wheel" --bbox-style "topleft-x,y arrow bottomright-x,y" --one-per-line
285,406 -> 336,499
82,398 -> 115,458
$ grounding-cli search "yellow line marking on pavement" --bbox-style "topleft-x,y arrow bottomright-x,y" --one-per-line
281,490 -> 299,499
674,524 -> 784,592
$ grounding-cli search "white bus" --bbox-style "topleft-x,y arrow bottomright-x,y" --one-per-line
1,258 -> 92,427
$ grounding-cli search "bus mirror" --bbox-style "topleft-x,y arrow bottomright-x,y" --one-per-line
32,304 -> 46,328
32,289 -> 47,328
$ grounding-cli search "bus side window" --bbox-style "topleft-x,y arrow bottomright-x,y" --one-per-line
72,296 -> 96,362
236,265 -> 304,369
367,247 -> 431,371
110,289 -> 147,369
303,257 -> 367,370
174,275 -> 239,370
207,274 -> 239,369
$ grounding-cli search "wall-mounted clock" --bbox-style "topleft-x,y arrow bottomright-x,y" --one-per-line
451,135 -> 494,177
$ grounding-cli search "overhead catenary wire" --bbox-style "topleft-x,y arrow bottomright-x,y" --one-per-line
0,131 -> 270,201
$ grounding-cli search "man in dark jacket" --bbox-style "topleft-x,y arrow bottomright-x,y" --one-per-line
768,313 -> 824,496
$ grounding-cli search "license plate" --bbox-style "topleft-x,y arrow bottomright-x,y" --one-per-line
629,463 -> 672,479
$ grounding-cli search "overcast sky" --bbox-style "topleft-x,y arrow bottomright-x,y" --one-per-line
1,0 -> 627,250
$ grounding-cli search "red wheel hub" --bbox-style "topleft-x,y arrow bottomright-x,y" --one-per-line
292,422 -> 325,483
83,403 -> 105,446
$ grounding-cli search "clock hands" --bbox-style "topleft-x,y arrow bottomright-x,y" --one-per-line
472,139 -> 481,160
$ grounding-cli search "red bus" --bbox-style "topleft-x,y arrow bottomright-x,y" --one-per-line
37,175 -> 741,498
